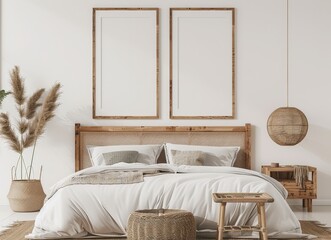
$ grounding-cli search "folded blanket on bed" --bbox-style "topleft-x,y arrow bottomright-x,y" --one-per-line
46,163 -> 174,201
46,171 -> 143,201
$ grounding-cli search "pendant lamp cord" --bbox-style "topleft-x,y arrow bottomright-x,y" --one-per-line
286,0 -> 289,107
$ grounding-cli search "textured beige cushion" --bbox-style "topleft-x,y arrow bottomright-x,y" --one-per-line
102,151 -> 139,165
87,144 -> 162,166
165,143 -> 240,166
171,150 -> 203,166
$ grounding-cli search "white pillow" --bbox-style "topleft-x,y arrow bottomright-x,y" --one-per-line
164,143 -> 240,167
87,144 -> 162,166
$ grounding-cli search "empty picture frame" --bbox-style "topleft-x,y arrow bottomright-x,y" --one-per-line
93,8 -> 159,119
170,8 -> 235,119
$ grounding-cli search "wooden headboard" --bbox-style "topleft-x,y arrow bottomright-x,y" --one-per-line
75,123 -> 251,171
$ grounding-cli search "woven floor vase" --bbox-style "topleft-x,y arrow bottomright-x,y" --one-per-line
7,180 -> 46,212
127,209 -> 196,240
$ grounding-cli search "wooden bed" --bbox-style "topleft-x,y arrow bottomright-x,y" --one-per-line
75,123 -> 251,171
28,123 -> 302,239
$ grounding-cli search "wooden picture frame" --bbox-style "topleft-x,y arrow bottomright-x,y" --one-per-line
93,8 -> 159,119
170,8 -> 235,119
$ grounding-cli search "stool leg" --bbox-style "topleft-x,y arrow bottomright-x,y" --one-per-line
307,199 -> 312,212
257,203 -> 262,239
218,202 -> 226,240
303,199 -> 307,208
258,203 -> 268,240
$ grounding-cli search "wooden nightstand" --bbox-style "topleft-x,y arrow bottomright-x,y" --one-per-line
261,165 -> 317,212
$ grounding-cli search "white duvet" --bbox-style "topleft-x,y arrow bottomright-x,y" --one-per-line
27,163 -> 301,239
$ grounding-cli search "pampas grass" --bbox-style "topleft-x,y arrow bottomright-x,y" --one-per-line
0,113 -> 21,153
10,66 -> 25,106
0,66 -> 61,180
25,89 -> 45,119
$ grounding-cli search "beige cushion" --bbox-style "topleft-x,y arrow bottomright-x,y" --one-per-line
102,151 -> 139,165
87,144 -> 162,166
171,150 -> 203,166
165,143 -> 240,166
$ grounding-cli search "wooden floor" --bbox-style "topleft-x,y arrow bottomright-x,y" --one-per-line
1,205 -> 331,232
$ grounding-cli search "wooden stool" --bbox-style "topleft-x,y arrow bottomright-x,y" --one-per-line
212,193 -> 274,240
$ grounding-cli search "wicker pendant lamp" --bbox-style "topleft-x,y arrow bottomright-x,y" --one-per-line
267,0 -> 308,146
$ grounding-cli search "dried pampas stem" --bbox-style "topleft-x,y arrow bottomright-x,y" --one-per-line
0,113 -> 21,153
34,83 -> 61,138
10,66 -> 25,106
28,83 -> 61,180
22,125 -> 36,148
25,89 -> 45,119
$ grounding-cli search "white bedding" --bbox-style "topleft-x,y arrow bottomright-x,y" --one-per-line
27,163 -> 302,239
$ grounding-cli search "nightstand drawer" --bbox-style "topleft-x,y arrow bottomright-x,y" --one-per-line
287,190 -> 316,198
281,180 -> 314,189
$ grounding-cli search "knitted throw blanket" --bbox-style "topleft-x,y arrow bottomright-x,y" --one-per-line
294,165 -> 309,189
45,171 -> 147,202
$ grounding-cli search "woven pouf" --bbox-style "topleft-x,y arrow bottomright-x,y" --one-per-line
127,209 -> 196,240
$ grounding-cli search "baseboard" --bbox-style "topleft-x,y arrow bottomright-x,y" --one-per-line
288,199 -> 331,206
311,199 -> 331,205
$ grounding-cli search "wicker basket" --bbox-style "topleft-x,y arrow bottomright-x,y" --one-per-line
127,209 -> 196,240
7,180 -> 46,212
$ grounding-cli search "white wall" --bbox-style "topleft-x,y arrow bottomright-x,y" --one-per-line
1,0 -> 331,205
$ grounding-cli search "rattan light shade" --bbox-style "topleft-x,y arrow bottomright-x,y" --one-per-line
267,107 -> 308,146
